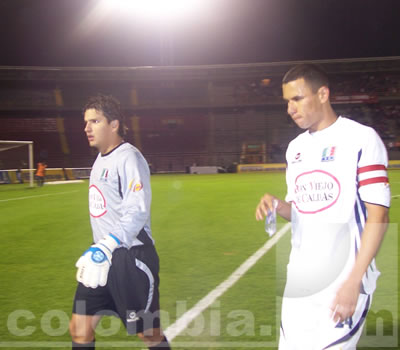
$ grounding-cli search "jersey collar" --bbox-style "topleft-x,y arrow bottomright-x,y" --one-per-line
101,142 -> 126,157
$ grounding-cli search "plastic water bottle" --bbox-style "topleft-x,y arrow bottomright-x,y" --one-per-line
265,199 -> 278,237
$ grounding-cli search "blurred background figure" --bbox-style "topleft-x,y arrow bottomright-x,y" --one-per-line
35,160 -> 47,187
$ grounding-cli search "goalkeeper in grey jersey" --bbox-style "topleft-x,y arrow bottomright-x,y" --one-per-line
69,94 -> 171,350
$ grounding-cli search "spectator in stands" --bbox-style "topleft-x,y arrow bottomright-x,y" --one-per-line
35,161 -> 46,187
255,64 -> 390,349
69,94 -> 170,350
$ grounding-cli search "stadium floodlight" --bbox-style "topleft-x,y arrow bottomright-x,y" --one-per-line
98,0 -> 204,20
75,0 -> 209,65
0,140 -> 34,187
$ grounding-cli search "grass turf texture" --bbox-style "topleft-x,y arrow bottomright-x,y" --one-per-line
0,172 -> 398,349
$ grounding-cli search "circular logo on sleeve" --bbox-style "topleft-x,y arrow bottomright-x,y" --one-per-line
89,185 -> 107,218
293,170 -> 341,214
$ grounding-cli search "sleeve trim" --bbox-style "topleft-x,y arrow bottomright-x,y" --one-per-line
359,177 -> 389,187
358,164 -> 387,174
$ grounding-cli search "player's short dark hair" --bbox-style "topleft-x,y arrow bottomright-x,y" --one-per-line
83,94 -> 127,137
282,64 -> 329,93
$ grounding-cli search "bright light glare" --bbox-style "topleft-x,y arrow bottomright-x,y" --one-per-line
99,0 -> 204,21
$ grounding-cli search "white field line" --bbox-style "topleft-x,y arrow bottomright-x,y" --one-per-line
165,222 -> 292,342
45,180 -> 84,185
0,190 -> 79,202
391,194 -> 400,198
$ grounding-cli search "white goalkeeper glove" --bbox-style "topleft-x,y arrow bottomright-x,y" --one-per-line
76,234 -> 121,288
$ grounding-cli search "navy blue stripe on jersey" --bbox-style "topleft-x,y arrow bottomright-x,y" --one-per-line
356,148 -> 362,190
280,320 -> 286,340
355,193 -> 367,237
354,194 -> 369,295
322,295 -> 371,350
355,148 -> 365,241
357,149 -> 362,163
118,173 -> 123,199
354,196 -> 364,255
354,200 -> 363,243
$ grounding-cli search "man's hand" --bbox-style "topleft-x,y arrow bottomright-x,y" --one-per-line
255,194 -> 291,221
330,278 -> 361,324
76,234 -> 120,288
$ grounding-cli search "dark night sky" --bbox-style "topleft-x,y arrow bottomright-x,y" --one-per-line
0,0 -> 399,67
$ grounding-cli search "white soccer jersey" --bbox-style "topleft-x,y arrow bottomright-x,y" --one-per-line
284,116 -> 390,298
88,142 -> 154,248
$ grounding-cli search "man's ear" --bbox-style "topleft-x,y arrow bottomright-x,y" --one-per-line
110,119 -> 119,132
318,86 -> 330,104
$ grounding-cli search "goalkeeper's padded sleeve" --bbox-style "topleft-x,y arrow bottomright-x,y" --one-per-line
76,234 -> 120,288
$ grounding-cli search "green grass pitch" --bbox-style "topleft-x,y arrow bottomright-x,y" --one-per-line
0,172 -> 398,349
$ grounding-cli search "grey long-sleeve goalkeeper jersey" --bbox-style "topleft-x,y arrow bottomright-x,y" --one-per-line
88,142 -> 154,248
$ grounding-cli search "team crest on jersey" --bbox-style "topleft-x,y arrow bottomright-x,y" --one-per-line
100,168 -> 109,182
128,179 -> 143,193
321,146 -> 336,162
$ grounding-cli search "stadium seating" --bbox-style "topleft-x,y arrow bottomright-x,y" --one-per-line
0,58 -> 399,171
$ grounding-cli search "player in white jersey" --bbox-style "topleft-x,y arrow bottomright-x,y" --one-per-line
69,95 -> 171,349
255,64 -> 390,349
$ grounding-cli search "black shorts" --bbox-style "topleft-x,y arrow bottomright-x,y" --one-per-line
72,244 -> 161,334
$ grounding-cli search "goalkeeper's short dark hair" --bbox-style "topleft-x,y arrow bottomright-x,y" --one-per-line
282,64 -> 329,93
83,94 -> 128,137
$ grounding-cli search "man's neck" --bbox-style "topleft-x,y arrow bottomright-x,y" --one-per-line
100,139 -> 124,155
310,106 -> 338,133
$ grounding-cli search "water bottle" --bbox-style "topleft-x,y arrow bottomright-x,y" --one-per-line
265,199 -> 278,237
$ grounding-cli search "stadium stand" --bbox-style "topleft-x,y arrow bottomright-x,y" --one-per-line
0,116 -> 62,167
0,57 -> 399,173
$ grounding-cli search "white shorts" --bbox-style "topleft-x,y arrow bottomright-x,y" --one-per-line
279,292 -> 372,350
